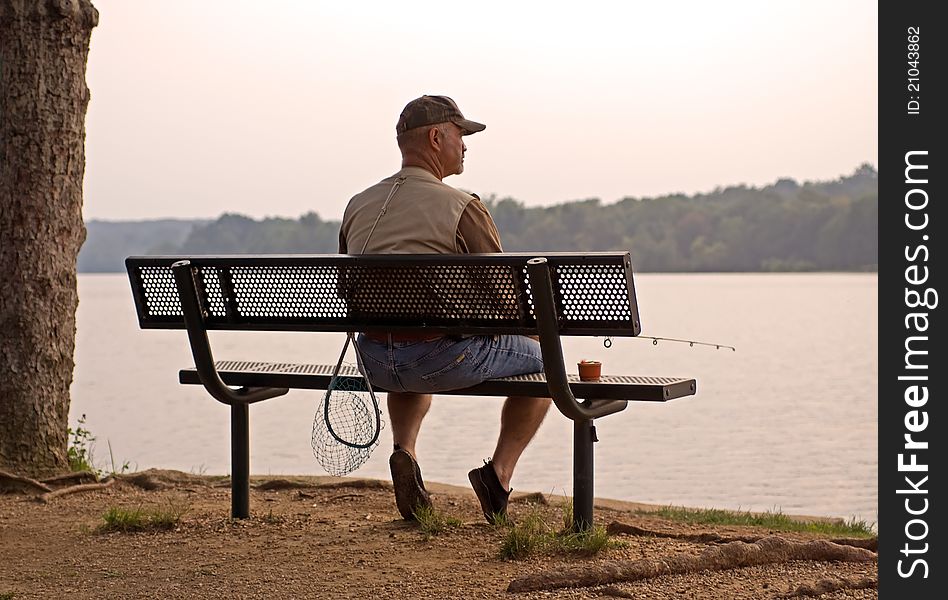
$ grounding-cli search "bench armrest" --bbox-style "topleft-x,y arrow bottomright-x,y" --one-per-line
172,260 -> 289,405
527,258 -> 627,421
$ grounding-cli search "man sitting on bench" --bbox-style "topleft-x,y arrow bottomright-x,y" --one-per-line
339,95 -> 551,524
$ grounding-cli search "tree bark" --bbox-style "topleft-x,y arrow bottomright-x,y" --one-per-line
0,0 -> 98,477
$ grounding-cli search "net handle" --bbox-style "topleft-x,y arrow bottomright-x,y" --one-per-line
322,332 -> 382,449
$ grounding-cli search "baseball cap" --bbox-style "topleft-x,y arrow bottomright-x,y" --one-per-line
396,95 -> 486,136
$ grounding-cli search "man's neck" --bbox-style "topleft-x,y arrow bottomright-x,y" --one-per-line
401,157 -> 444,180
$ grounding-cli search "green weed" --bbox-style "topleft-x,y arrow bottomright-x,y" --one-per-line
100,506 -> 148,532
67,414 -> 97,474
489,510 -> 510,527
99,499 -> 189,533
68,415 -> 131,477
556,525 -> 613,556
560,496 -> 573,532
413,504 -> 462,539
499,506 -> 617,561
499,511 -> 546,560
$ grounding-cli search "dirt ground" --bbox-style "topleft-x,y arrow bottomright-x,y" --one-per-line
1,470 -> 877,600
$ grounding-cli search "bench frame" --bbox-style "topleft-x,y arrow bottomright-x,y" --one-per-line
127,253 -> 696,530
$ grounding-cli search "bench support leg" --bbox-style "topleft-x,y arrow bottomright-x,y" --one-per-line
573,418 -> 595,531
231,402 -> 250,519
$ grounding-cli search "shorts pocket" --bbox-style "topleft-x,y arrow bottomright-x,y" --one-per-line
399,337 -> 459,370
468,336 -> 496,379
419,347 -> 474,383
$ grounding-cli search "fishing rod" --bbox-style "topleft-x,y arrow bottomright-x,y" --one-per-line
602,336 -> 736,351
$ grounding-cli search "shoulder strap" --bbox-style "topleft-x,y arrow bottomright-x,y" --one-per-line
358,176 -> 407,255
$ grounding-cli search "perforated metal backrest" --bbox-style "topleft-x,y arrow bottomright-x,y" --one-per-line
126,253 -> 641,336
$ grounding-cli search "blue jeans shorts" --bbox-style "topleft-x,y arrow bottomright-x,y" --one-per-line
355,334 -> 544,393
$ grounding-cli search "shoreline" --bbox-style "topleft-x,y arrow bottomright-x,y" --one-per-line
268,473 -> 856,527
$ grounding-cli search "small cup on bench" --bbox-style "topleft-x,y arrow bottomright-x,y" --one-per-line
578,360 -> 602,382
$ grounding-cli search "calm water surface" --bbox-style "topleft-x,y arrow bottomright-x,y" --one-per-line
72,273 -> 877,523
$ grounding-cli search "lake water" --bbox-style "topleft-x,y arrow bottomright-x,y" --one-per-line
71,273 -> 877,524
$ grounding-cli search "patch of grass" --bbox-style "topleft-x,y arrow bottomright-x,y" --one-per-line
560,496 -> 573,532
413,504 -> 462,539
100,507 -> 149,532
149,501 -> 189,530
489,510 -> 510,527
499,511 -> 546,560
644,506 -> 876,537
499,506 -> 618,561
98,499 -> 189,533
557,525 -> 613,556
1,592 -> 16,599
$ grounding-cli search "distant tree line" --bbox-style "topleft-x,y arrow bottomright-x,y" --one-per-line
154,212 -> 340,255
78,219 -> 205,272
79,165 -> 877,272
488,164 -> 877,271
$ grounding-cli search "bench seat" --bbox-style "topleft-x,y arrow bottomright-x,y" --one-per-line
180,360 -> 697,402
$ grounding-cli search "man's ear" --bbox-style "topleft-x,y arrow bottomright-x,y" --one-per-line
427,126 -> 441,150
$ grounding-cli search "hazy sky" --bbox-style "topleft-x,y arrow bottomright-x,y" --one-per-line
83,1 -> 878,221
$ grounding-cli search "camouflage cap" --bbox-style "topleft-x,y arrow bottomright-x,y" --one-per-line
396,95 -> 486,136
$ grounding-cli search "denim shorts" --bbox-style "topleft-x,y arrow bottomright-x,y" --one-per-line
355,334 -> 544,393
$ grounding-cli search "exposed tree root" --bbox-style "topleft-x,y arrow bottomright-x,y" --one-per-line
37,477 -> 115,503
118,472 -> 169,491
2,470 -> 104,498
829,537 -> 877,552
607,521 -> 759,545
0,470 -> 53,494
506,535 -> 876,593
117,469 -> 216,490
41,471 -> 99,487
118,472 -> 390,493
607,521 -> 877,552
780,575 -> 877,598
327,493 -> 365,503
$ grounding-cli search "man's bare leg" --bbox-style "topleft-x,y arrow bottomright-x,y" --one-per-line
490,396 -> 552,490
387,392 -> 432,458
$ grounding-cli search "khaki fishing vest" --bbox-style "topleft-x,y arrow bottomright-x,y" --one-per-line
341,166 -> 475,254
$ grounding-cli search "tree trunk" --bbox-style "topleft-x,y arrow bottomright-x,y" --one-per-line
0,0 -> 98,477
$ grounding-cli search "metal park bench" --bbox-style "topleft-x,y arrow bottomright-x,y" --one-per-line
125,252 -> 697,529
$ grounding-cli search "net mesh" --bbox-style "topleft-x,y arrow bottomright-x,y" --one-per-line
310,366 -> 384,476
